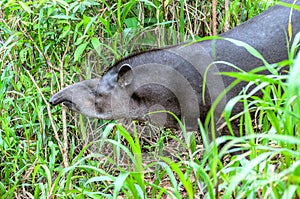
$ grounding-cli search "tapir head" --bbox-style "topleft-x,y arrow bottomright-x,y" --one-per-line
49,78 -> 100,118
49,63 -> 143,120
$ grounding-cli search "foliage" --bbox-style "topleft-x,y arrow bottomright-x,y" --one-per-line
1,0 -> 300,198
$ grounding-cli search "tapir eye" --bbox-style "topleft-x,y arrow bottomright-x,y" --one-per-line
117,64 -> 133,87
90,89 -> 96,94
92,90 -> 102,97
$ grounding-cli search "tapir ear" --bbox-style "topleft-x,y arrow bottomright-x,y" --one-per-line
117,64 -> 133,87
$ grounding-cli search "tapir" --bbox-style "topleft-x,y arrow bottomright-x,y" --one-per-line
50,0 -> 300,133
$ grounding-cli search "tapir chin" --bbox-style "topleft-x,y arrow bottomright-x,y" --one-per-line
50,0 -> 300,133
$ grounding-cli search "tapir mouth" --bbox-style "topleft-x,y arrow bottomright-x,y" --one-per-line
62,100 -> 79,112
49,94 -> 80,112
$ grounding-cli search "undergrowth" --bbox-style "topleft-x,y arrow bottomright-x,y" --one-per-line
1,0 -> 300,198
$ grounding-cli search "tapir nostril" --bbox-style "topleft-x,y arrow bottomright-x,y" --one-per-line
49,97 -> 56,105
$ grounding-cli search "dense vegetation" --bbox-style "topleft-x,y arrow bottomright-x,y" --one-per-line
1,0 -> 300,198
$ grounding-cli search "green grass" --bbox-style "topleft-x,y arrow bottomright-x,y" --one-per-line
1,0 -> 300,198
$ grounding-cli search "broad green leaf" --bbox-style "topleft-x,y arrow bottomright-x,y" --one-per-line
74,42 -> 88,62
91,37 -> 101,56
113,172 -> 130,199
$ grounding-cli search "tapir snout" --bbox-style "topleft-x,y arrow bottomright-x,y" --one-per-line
50,79 -> 101,118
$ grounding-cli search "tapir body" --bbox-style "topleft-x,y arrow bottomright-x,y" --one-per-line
50,0 -> 300,132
